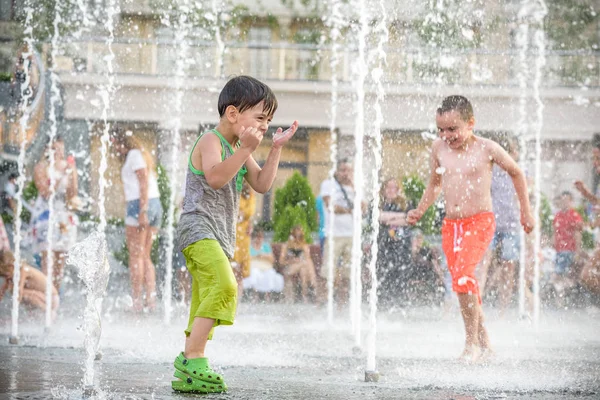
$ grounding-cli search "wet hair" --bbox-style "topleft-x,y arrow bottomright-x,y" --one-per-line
218,76 -> 278,118
8,172 -> 18,181
437,95 -> 474,122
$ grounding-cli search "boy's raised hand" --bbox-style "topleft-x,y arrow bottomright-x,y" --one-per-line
239,126 -> 263,152
273,120 -> 299,149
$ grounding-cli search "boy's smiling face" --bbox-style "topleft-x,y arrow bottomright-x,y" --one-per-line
233,101 -> 273,136
436,110 -> 474,150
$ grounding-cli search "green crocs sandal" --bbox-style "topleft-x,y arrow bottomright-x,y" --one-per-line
173,352 -> 225,385
172,370 -> 227,394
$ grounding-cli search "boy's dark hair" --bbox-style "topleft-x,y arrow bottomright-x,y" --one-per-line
437,95 -> 474,121
561,191 -> 573,199
8,172 -> 18,180
218,76 -> 278,118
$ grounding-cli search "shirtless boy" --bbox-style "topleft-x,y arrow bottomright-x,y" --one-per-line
407,95 -> 534,362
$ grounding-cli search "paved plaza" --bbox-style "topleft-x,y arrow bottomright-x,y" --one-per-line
0,301 -> 599,399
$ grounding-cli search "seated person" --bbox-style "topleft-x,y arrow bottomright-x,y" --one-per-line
404,230 -> 445,305
0,250 -> 59,317
278,225 -> 317,303
243,229 -> 284,300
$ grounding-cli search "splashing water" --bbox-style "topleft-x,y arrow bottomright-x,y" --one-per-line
162,2 -> 190,324
531,0 -> 548,328
515,7 -> 530,319
97,0 -> 118,234
66,230 -> 111,389
325,0 -> 343,326
44,0 -> 64,330
211,0 -> 225,78
10,1 -> 35,344
350,0 -> 370,349
365,0 -> 388,375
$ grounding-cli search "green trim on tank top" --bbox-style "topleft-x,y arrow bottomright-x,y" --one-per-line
187,129 -> 248,191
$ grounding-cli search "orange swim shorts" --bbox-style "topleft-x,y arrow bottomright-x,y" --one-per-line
441,212 -> 496,303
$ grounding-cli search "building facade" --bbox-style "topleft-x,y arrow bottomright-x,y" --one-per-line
1,0 -> 599,220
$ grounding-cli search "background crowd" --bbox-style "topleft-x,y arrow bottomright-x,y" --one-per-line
0,134 -> 599,319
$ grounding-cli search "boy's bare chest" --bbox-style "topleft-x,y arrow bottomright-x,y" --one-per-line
438,150 -> 490,179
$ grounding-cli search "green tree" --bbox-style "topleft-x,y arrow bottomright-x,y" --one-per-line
546,0 -> 598,50
14,0 -> 82,43
545,1 -> 599,85
272,172 -> 318,243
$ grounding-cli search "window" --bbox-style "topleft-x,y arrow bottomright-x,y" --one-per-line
248,27 -> 271,79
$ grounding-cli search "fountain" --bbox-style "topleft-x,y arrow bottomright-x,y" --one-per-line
350,0 -> 369,350
1,1 -> 599,399
66,230 -> 110,392
364,0 -> 389,382
96,0 -> 118,234
43,0 -> 64,331
530,0 -> 548,327
160,1 -> 190,325
515,2 -> 531,319
9,1 -> 35,346
325,0 -> 342,326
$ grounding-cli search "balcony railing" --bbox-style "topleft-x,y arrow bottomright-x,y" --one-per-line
54,38 -> 600,87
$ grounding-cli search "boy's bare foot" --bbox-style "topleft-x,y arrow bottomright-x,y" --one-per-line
478,347 -> 495,364
459,344 -> 481,364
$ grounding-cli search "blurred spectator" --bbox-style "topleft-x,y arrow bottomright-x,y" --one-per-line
404,230 -> 445,305
481,139 -> 521,312
376,177 -> 412,308
243,229 -> 284,302
0,218 -> 9,253
279,225 -> 317,303
553,191 -> 583,278
0,250 -> 59,318
319,160 -> 355,306
32,136 -> 79,292
111,130 -> 162,313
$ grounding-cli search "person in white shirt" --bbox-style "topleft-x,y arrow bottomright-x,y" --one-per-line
319,159 -> 356,307
112,130 -> 163,313
32,136 -> 79,291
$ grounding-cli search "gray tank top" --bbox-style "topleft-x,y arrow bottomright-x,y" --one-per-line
176,129 -> 247,258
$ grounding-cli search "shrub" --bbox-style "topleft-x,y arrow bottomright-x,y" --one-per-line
272,172 -> 317,243
402,175 -> 440,235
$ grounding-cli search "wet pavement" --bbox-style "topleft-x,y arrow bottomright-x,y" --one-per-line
0,302 -> 599,399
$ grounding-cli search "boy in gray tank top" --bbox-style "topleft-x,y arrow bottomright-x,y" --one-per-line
171,76 -> 298,394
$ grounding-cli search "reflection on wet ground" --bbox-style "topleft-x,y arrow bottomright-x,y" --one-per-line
0,303 -> 599,399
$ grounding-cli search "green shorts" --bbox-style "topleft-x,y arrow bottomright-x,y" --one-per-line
183,239 -> 238,339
